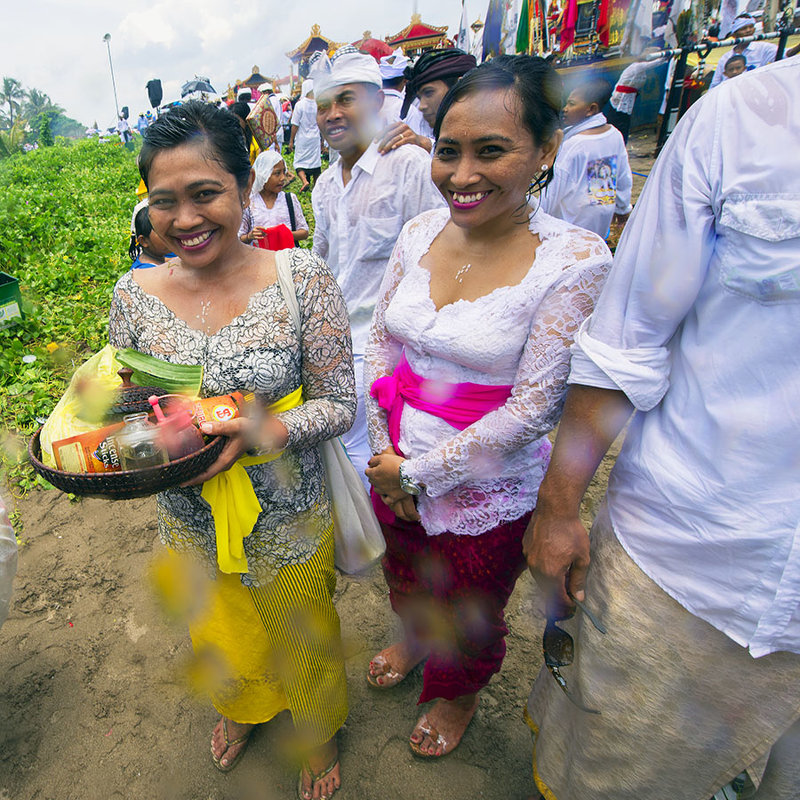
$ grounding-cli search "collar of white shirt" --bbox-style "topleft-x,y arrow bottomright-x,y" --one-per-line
334,140 -> 380,186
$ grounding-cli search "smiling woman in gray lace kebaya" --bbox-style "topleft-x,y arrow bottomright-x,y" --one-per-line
109,101 -> 355,800
363,55 -> 613,760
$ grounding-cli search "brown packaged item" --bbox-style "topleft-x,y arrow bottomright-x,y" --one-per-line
52,422 -> 125,473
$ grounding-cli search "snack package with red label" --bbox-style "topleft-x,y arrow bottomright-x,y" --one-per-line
189,392 -> 253,426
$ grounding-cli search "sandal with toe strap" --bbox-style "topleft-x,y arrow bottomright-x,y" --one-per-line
297,754 -> 340,800
366,651 -> 409,689
409,714 -> 453,759
211,718 -> 252,773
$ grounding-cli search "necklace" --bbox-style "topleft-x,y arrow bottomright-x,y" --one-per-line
454,263 -> 472,283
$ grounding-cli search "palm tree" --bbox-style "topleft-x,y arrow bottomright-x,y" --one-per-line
0,118 -> 28,157
23,88 -> 62,121
0,77 -> 24,128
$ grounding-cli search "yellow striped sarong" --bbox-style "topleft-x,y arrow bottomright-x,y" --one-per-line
187,525 -> 348,745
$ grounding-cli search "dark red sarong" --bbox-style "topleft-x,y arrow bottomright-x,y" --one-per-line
372,490 -> 530,703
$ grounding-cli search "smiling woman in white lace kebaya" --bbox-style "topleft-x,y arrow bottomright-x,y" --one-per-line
363,56 -> 612,760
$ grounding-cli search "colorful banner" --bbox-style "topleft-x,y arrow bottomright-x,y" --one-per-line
533,0 -> 550,52
516,0 -> 531,52
596,0 -> 612,46
484,0 -> 506,57
457,0 -> 471,52
560,0 -> 579,50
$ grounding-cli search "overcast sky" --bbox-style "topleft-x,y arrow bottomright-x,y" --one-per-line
2,0 -> 488,128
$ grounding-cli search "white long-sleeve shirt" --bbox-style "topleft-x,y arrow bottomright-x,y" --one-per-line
610,58 -> 667,115
311,141 -> 444,353
379,88 -> 405,127
541,125 -> 633,238
709,41 -> 777,89
290,97 -> 321,169
569,57 -> 800,658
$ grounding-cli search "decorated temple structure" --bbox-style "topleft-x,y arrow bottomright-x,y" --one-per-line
287,24 -> 346,78
226,66 -> 272,101
386,13 -> 450,56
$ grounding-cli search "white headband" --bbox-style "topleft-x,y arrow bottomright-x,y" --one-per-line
302,79 -> 314,97
730,15 -> 755,34
311,50 -> 382,98
379,48 -> 410,79
251,150 -> 284,194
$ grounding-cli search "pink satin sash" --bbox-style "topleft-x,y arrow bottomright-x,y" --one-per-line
370,352 -> 513,455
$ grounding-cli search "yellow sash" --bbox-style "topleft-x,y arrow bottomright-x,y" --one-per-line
201,386 -> 303,574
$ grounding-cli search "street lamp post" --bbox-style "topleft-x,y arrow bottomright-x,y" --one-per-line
103,33 -> 120,122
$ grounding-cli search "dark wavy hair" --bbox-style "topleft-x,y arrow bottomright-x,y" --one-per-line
433,56 -> 563,196
138,101 -> 252,191
128,204 -> 152,261
228,100 -> 254,152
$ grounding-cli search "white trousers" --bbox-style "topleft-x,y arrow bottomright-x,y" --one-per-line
340,353 -> 371,493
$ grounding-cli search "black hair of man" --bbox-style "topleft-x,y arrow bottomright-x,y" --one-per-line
571,77 -> 613,112
382,76 -> 406,91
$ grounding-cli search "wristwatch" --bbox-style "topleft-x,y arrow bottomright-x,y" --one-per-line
398,460 -> 423,497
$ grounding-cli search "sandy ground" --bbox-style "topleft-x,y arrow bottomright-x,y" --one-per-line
0,443 -> 619,800
0,131 -> 655,800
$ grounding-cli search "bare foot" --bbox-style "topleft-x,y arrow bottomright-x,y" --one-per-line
210,717 -> 254,770
299,738 -> 340,800
368,639 -> 428,688
410,694 -> 479,757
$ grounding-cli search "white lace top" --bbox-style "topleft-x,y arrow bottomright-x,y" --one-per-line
364,207 -> 612,536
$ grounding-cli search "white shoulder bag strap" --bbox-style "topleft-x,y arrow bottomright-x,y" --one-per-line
275,249 -> 301,336
272,249 -> 385,573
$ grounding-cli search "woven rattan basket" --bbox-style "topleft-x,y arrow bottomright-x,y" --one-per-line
28,428 -> 225,500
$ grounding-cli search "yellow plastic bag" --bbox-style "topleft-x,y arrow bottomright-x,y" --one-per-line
39,345 -> 123,467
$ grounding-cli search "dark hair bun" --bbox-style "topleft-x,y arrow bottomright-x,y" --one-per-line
139,101 -> 252,191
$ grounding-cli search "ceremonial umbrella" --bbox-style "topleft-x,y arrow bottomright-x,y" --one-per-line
181,77 -> 216,97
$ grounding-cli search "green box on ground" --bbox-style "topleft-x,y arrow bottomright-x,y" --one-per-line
0,272 -> 24,329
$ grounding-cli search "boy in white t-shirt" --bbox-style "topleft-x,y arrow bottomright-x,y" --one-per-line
541,77 -> 632,239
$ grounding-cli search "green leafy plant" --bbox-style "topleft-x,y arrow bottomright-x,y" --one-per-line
38,113 -> 54,147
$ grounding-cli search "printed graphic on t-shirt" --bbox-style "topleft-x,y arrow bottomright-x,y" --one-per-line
587,156 -> 617,206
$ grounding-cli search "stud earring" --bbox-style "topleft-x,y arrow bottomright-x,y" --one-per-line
541,163 -> 549,171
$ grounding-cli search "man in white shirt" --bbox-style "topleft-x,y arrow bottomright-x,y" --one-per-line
606,52 -> 668,142
524,58 -> 800,800
710,14 -> 777,89
311,48 -> 444,485
288,79 -> 322,192
378,48 -> 409,127
376,48 -> 476,155
541,78 -> 632,239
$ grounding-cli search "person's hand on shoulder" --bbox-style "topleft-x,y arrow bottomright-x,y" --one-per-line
376,122 -> 432,155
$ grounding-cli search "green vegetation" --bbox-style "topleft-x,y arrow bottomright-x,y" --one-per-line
0,139 -> 138,489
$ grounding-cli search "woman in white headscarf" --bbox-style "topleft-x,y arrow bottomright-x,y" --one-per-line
288,79 -> 323,192
239,150 -> 309,246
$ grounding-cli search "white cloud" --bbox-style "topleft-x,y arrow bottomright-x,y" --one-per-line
2,0 -> 474,126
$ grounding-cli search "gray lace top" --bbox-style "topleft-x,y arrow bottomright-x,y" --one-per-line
108,250 -> 356,585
